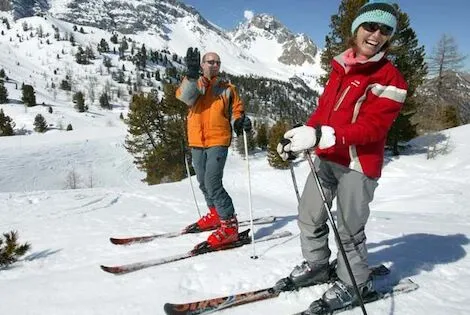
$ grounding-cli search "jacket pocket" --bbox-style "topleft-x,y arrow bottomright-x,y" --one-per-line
333,86 -> 351,111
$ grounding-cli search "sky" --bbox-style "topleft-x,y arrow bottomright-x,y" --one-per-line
183,0 -> 470,71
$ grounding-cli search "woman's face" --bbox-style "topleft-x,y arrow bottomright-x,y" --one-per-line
355,22 -> 392,59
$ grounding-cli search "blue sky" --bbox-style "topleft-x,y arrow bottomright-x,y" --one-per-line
183,0 -> 470,70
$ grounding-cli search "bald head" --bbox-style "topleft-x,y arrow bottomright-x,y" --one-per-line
201,52 -> 221,79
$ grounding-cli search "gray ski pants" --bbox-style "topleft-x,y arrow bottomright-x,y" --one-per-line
191,146 -> 235,219
298,158 -> 378,286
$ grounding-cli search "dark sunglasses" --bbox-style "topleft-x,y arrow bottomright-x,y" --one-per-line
205,60 -> 221,65
361,22 -> 393,36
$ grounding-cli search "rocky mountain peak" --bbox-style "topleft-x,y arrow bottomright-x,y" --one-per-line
230,13 -> 318,66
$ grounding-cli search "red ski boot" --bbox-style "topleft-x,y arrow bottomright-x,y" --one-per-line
207,217 -> 239,248
195,206 -> 221,231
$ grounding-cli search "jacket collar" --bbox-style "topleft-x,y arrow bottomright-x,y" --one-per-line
200,76 -> 222,87
332,50 -> 386,74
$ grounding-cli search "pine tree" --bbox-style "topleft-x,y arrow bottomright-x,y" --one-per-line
386,8 -> 427,155
34,114 -> 47,132
60,79 -> 71,91
320,1 -> 427,155
124,85 -> 188,184
73,91 -> 87,112
255,122 -> 269,150
0,231 -> 31,267
0,79 -> 8,103
66,123 -> 73,131
267,121 -> 290,169
75,46 -> 88,64
21,84 -> 36,106
319,0 -> 365,86
235,130 -> 255,156
0,109 -> 15,136
99,92 -> 111,109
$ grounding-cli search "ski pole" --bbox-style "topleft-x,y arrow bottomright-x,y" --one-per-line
305,152 -> 368,315
242,129 -> 257,259
289,163 -> 301,203
183,149 -> 201,219
279,139 -> 301,203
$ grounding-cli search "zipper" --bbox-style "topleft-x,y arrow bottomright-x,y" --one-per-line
333,86 -> 350,111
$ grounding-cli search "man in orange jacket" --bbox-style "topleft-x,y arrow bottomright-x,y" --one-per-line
176,47 -> 252,248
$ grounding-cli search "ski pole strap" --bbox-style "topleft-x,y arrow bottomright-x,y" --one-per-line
314,125 -> 322,148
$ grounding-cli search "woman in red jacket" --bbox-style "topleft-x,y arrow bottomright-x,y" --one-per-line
276,0 -> 407,312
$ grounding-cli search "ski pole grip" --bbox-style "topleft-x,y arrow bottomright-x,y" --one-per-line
280,138 -> 297,161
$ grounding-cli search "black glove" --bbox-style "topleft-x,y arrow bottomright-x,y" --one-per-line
233,115 -> 252,136
185,47 -> 200,79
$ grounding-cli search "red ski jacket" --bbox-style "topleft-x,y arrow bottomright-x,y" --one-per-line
307,51 -> 408,178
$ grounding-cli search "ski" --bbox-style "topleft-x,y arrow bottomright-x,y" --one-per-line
109,216 -> 277,245
162,264 -> 391,315
101,229 -> 292,275
293,278 -> 419,314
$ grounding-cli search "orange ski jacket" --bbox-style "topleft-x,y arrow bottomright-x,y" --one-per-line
176,76 -> 244,148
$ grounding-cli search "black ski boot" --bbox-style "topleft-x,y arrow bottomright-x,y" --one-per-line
304,278 -> 375,314
273,261 -> 331,292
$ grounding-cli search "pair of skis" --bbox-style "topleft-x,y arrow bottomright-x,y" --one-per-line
109,216 -> 276,245
101,216 -> 291,275
163,264 -> 419,315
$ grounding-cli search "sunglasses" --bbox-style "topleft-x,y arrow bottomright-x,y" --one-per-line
205,60 -> 221,65
361,22 -> 393,36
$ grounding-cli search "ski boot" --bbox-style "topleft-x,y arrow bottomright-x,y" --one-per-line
207,216 -> 239,248
185,206 -> 220,233
274,261 -> 332,292
305,278 -> 374,314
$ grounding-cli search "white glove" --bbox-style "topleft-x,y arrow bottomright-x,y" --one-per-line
277,125 -> 336,161
318,126 -> 336,149
283,125 -> 317,152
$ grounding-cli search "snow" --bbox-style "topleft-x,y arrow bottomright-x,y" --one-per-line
0,9 -> 470,315
1,105 -> 470,315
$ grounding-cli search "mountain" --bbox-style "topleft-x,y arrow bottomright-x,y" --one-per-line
0,0 -> 324,139
418,71 -> 470,124
229,13 -> 318,66
45,0 -> 324,87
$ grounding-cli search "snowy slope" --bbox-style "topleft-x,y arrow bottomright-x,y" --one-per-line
1,124 -> 470,314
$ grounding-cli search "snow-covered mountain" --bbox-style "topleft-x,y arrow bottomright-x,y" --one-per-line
229,13 -> 318,66
40,0 -> 323,87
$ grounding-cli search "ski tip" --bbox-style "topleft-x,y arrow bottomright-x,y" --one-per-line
163,303 -> 178,315
109,237 -> 129,245
100,265 -> 127,275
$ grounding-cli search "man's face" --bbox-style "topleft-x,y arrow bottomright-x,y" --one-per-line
201,53 -> 221,79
